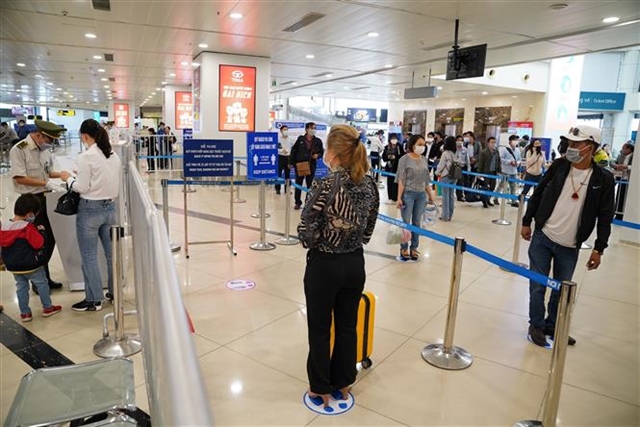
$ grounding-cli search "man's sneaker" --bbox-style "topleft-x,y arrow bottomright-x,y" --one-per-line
105,292 -> 113,302
48,281 -> 63,289
294,204 -> 301,210
72,299 -> 103,312
42,305 -> 62,317
20,313 -> 33,322
544,327 -> 576,346
528,325 -> 547,347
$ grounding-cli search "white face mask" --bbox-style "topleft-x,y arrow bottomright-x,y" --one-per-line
414,145 -> 426,155
308,129 -> 316,136
390,139 -> 398,144
463,137 -> 469,143
281,130 -> 289,137
565,146 -> 590,163
426,138 -> 434,143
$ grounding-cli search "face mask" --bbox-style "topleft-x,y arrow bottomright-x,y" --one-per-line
426,138 -> 434,143
414,145 -> 426,155
25,214 -> 36,223
308,129 -> 316,136
456,141 -> 463,148
463,137 -> 469,143
390,139 -> 398,144
565,146 -> 589,163
281,130 -> 288,137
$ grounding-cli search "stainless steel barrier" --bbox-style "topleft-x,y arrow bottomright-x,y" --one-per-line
161,178 -> 182,253
127,160 -> 213,425
250,180 -> 276,251
421,237 -> 473,370
503,193 -> 528,270
492,176 -> 512,226
275,178 -> 299,246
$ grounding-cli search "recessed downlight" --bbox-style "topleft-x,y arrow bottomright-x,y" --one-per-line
16,62 -> 26,67
325,74 -> 333,78
306,54 -> 315,59
602,16 -> 619,23
191,62 -> 200,67
34,74 -> 42,78
101,78 -> 108,81
97,68 -> 106,73
161,81 -> 167,85
46,82 -> 53,86
367,32 -> 379,37
181,61 -> 189,66
93,55 -> 102,59
481,91 -> 489,95
85,33 -> 97,39
230,12 -> 243,19
169,73 -> 176,77
198,43 -> 208,48
384,64 -> 393,68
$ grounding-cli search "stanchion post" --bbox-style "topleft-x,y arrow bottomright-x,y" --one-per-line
251,179 -> 271,218
161,179 -> 181,253
513,281 -> 577,427
492,176 -> 512,226
233,160 -> 246,203
184,179 -> 190,258
93,226 -> 142,358
250,181 -> 276,251
275,178 -> 300,245
503,193 -> 527,270
421,237 -> 473,370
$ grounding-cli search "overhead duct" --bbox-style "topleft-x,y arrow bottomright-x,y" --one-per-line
91,0 -> 111,12
282,13 -> 326,33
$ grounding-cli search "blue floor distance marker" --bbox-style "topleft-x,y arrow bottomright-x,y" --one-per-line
303,391 -> 355,416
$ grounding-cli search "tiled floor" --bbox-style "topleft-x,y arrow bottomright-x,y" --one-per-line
1,153 -> 638,426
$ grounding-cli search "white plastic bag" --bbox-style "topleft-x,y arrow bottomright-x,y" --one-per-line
421,203 -> 439,227
386,224 -> 404,245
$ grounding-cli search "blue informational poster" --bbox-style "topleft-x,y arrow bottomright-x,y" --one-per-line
247,132 -> 279,180
315,157 -> 329,178
183,139 -> 233,177
183,128 -> 193,140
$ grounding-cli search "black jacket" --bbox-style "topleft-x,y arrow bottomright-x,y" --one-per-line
522,158 -> 615,252
382,143 -> 405,172
289,135 -> 324,172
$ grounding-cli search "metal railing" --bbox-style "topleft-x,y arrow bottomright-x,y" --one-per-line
127,159 -> 213,425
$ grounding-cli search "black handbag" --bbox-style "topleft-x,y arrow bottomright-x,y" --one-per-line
54,182 -> 80,215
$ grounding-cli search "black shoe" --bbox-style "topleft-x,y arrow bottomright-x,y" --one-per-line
511,202 -> 520,208
48,281 -> 63,289
487,201 -> 495,207
276,191 -> 281,195
528,325 -> 547,347
72,299 -> 103,312
544,327 -> 576,346
105,292 -> 113,302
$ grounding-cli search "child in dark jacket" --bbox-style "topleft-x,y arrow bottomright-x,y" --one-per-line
0,194 -> 62,322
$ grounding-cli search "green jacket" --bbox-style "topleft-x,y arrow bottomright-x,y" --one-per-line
476,148 -> 501,175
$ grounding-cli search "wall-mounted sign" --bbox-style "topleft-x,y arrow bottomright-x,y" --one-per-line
219,65 -> 256,132
508,121 -> 534,139
579,91 -> 626,111
114,103 -> 129,128
346,108 -> 377,122
175,91 -> 193,130
193,67 -> 201,132
56,110 -> 76,117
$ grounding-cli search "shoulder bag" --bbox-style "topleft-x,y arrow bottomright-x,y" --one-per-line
54,181 -> 80,215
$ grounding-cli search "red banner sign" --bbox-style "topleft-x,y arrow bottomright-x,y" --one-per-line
114,103 -> 129,128
175,91 -> 193,130
218,65 -> 256,132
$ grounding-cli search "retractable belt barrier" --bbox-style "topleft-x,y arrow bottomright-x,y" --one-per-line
165,178 -> 283,187
612,219 -> 640,230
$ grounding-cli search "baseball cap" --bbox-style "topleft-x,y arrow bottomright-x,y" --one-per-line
34,119 -> 66,139
562,125 -> 601,146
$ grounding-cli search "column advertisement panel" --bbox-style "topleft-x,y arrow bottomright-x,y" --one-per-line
175,91 -> 194,130
219,65 -> 256,132
193,66 -> 201,132
114,103 -> 129,128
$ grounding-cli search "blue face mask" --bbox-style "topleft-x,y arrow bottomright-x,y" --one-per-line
25,214 -> 36,223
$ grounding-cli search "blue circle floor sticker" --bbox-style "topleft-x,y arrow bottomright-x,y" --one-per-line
303,390 -> 355,415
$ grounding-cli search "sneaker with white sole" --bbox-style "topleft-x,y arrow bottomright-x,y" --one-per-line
42,305 -> 62,317
20,313 -> 33,322
71,299 -> 102,312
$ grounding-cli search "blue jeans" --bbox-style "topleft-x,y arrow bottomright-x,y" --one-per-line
77,199 -> 115,302
400,190 -> 427,250
440,176 -> 456,220
527,229 -> 579,330
15,267 -> 52,315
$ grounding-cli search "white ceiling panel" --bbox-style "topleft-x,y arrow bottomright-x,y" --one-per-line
1,0 -> 639,109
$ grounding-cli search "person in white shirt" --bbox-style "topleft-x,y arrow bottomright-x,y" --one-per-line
368,134 -> 384,181
275,125 -> 292,194
60,119 -> 121,312
499,135 -> 522,206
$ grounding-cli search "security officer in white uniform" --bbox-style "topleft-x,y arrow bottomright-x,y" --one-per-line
9,119 -> 70,292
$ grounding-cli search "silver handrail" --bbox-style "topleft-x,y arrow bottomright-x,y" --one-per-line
127,160 -> 213,425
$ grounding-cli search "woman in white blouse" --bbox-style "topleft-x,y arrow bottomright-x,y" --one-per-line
521,138 -> 545,197
60,119 -> 121,312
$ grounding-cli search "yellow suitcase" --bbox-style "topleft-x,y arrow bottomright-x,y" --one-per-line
330,291 -> 376,369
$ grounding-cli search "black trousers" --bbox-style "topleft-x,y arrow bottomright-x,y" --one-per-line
370,153 -> 380,181
146,139 -> 156,171
386,174 -> 398,201
304,248 -> 365,394
294,173 -> 314,206
33,192 -> 56,282
275,155 -> 290,193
